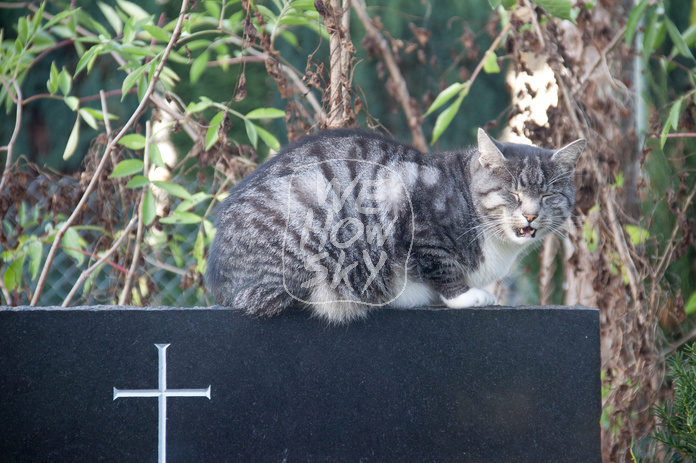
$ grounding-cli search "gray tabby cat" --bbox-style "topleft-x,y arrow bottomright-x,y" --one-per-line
206,129 -> 585,323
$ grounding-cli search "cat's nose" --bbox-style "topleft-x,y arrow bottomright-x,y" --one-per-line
523,214 -> 537,223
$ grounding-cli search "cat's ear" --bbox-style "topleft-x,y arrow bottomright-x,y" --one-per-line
477,128 -> 506,168
551,138 -> 586,173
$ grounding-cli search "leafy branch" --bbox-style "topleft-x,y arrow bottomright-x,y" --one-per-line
30,0 -> 192,305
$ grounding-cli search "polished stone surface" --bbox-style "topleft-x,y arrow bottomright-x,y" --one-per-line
0,305 -> 600,462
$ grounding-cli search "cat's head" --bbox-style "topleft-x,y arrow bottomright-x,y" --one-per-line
472,129 -> 586,245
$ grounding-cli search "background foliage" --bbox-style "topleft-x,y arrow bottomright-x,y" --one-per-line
1,0 -> 695,461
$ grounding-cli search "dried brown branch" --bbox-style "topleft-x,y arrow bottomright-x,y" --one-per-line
61,215 -> 138,307
318,0 -> 356,128
352,0 -> 427,151
31,0 -> 191,306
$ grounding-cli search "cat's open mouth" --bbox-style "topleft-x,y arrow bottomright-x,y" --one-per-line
516,226 -> 536,238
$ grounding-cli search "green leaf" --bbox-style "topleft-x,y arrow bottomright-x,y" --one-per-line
245,108 -> 286,119
186,97 -> 213,114
98,2 -> 123,35
531,0 -> 574,21
64,96 -> 79,111
642,17 -> 666,56
81,107 -> 117,122
17,16 -> 28,45
682,24 -> 696,49
256,5 -> 277,22
665,19 -> 696,61
256,126 -> 281,151
27,239 -> 43,280
190,50 -> 210,83
62,115 -> 80,160
143,24 -> 170,42
125,175 -> 150,188
487,0 -> 502,7
176,192 -> 212,212
31,1 -> 45,33
116,0 -> 151,22
148,143 -> 166,169
159,211 -> 202,224
431,92 -> 466,145
204,0 -> 221,18
121,61 -> 149,99
3,253 -> 26,292
109,159 -> 144,178
685,292 -> 696,315
624,224 -> 650,245
45,9 -> 77,29
583,220 -> 599,253
483,52 -> 500,74
119,133 -> 147,150
152,180 -> 193,200
47,61 -> 60,94
245,119 -> 258,148
142,189 -> 156,226
58,67 -> 72,95
194,230 -> 206,275
205,111 -> 226,151
61,227 -> 85,265
661,99 -> 683,148
74,44 -> 101,76
425,82 -> 464,117
79,108 -> 99,130
625,0 -> 649,46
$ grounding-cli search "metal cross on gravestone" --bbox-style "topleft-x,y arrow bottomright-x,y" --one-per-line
113,343 -> 211,463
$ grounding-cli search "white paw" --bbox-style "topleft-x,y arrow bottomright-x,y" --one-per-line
441,288 -> 497,308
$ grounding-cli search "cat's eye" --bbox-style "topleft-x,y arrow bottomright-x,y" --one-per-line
511,192 -> 521,204
541,193 -> 552,203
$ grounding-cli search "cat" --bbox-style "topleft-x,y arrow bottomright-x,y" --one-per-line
206,128 -> 585,323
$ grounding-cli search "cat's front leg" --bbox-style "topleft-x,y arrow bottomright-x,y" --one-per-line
441,288 -> 497,308
414,250 -> 497,308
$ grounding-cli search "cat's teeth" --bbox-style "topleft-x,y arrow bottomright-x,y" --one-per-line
516,226 -> 536,238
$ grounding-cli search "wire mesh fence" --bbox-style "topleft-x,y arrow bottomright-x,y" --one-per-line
1,166 -> 210,308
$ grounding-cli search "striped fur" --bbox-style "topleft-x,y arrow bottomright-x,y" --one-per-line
206,129 -> 585,322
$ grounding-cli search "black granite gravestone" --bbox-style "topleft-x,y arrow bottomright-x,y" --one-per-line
0,305 -> 600,462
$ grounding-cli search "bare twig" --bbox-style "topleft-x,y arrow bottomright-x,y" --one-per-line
0,79 -> 23,193
31,0 -> 191,306
352,0 -> 427,151
61,216 -> 138,307
118,121 -> 151,305
650,132 -> 696,139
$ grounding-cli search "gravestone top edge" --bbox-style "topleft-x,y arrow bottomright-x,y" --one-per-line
0,304 -> 597,313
